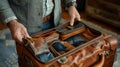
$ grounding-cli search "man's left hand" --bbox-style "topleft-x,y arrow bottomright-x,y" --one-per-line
68,6 -> 81,26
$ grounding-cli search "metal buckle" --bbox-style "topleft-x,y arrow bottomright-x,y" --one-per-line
105,50 -> 110,57
57,57 -> 68,64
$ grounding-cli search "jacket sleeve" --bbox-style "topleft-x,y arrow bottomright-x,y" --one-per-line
63,0 -> 76,5
0,0 -> 17,24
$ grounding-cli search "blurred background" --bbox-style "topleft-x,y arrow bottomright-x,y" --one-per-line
0,0 -> 120,67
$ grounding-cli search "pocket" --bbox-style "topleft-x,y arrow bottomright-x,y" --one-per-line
12,0 -> 28,6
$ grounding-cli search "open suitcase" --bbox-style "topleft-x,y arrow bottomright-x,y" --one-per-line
16,21 -> 118,67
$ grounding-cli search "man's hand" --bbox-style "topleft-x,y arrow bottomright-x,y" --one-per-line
68,6 -> 81,26
7,20 -> 31,44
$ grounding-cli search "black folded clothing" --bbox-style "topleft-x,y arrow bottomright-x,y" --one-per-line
52,42 -> 66,52
50,35 -> 85,57
65,35 -> 85,47
36,52 -> 55,63
52,35 -> 85,53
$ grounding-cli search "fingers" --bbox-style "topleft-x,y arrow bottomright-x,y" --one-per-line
22,28 -> 31,38
70,15 -> 75,26
68,6 -> 81,26
8,20 -> 31,44
12,26 -> 30,44
12,32 -> 23,44
17,28 -> 31,44
76,14 -> 81,21
13,30 -> 31,44
70,14 -> 81,26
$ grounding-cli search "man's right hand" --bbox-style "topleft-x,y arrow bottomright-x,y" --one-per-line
7,20 -> 31,44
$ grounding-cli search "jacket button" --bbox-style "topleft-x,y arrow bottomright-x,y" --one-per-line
38,13 -> 41,15
37,26 -> 41,28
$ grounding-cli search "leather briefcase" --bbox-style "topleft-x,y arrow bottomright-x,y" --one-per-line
16,21 -> 118,67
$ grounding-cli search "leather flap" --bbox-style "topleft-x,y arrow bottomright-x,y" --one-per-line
56,21 -> 86,40
23,32 -> 59,56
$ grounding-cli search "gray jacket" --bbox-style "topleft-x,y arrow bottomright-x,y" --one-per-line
0,0 -> 76,34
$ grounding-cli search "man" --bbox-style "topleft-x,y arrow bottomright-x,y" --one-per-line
0,0 -> 80,66
0,0 -> 80,43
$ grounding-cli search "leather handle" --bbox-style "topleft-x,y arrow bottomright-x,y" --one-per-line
93,52 -> 105,67
104,35 -> 118,50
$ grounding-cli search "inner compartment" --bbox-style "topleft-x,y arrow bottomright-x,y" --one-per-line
31,21 -> 102,63
48,27 -> 101,57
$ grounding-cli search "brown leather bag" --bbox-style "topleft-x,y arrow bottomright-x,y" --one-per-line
16,21 -> 118,67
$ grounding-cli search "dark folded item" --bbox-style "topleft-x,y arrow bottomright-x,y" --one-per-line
49,35 -> 85,57
49,41 -> 75,56
37,52 -> 55,63
65,34 -> 86,47
52,42 -> 66,52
